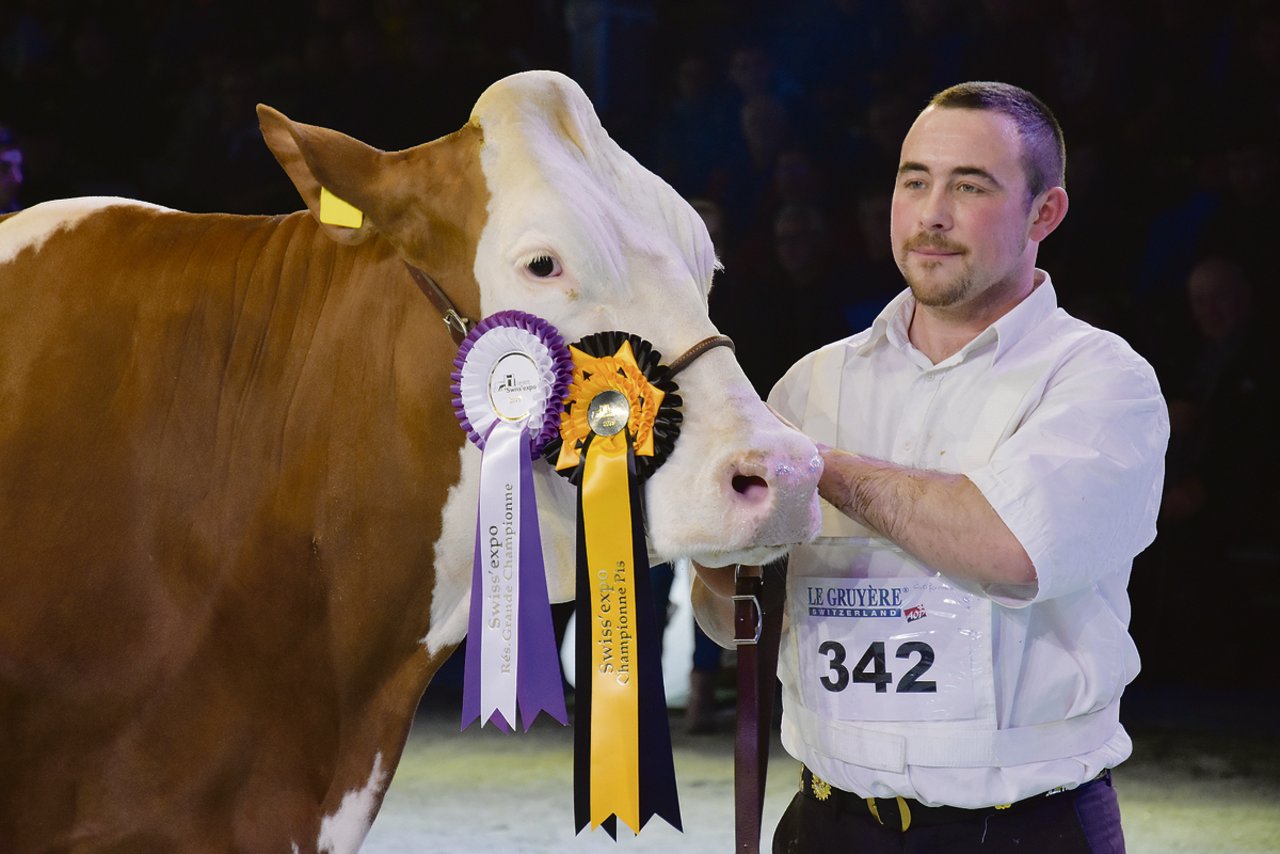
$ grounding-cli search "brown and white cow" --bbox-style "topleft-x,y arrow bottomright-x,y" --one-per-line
0,71 -> 820,851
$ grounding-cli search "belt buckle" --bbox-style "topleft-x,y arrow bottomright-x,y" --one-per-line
866,795 -> 913,832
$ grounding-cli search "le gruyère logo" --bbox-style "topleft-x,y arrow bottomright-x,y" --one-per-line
805,584 -> 909,619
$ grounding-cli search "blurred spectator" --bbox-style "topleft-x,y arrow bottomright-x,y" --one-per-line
151,51 -> 285,213
890,0 -> 975,99
708,93 -> 792,246
768,0 -> 904,119
841,189 -> 901,331
649,55 -> 737,198
0,125 -> 24,212
1045,0 -> 1137,141
836,90 -> 915,197
1037,138 -> 1136,336
1131,257 -> 1276,680
729,147 -> 831,275
968,0 -> 1055,95
715,203 -> 851,395
1161,258 -> 1273,546
565,0 -> 656,148
725,42 -> 805,116
1196,130 -> 1279,314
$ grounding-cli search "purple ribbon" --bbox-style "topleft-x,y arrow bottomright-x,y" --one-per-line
515,424 -> 567,727
461,424 -> 568,731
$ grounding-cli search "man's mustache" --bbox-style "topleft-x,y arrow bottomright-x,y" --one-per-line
903,235 -> 967,253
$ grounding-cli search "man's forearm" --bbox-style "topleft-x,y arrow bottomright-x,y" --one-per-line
819,446 -> 1035,586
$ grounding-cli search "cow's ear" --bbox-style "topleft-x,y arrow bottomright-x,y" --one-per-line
257,104 -> 386,245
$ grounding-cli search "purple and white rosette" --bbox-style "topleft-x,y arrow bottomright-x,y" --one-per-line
451,310 -> 572,732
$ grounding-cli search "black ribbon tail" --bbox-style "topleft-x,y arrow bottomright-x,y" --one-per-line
630,447 -> 683,833
572,461 -> 593,835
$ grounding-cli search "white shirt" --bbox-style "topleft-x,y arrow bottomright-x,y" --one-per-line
768,272 -> 1169,808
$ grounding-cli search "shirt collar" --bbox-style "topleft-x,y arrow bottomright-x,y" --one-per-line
853,270 -> 1058,366
986,269 -> 1057,362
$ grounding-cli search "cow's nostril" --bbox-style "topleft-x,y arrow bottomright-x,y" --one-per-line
731,474 -> 769,501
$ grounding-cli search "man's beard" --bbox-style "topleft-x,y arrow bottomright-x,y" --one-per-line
908,267 -> 974,307
899,235 -> 974,307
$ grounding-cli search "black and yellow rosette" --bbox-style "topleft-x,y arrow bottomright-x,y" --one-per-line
544,331 -> 683,838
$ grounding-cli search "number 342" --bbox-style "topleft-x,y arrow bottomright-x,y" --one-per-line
818,640 -> 937,694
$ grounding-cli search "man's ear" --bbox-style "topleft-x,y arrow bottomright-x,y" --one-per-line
1029,186 -> 1069,243
257,104 -> 388,245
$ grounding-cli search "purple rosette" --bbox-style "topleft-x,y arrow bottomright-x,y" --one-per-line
451,310 -> 571,732
451,309 -> 573,456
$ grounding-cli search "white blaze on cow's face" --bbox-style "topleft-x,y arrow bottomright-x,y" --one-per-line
468,71 -> 822,582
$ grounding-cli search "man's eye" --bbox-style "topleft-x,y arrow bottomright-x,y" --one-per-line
957,183 -> 983,193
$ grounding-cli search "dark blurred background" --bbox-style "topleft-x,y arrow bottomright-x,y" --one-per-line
2,0 -> 1276,693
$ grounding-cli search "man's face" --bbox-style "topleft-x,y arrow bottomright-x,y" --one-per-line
890,107 -> 1039,314
1187,262 -> 1250,343
774,213 -> 822,281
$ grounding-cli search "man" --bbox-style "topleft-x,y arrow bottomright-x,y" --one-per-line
0,125 -> 23,213
694,82 -> 1168,852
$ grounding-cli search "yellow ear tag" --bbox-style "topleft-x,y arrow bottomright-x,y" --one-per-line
319,186 -> 364,228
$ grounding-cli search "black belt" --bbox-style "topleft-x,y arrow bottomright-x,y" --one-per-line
799,766 -> 1112,832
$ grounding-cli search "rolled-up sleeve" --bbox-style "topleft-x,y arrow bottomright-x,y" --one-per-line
967,340 -> 1170,605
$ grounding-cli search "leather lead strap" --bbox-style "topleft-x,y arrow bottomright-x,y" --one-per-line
734,560 -> 786,853
404,262 -> 471,345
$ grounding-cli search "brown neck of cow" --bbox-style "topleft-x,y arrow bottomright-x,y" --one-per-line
191,214 -> 477,706
287,229 -> 484,685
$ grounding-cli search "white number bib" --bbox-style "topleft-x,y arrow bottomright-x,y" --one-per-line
796,576 -> 983,722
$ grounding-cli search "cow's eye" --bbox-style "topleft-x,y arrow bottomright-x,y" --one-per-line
526,254 -> 562,278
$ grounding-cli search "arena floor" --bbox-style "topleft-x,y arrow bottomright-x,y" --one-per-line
364,683 -> 1280,853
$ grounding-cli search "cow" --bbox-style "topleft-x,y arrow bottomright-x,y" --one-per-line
0,70 -> 821,851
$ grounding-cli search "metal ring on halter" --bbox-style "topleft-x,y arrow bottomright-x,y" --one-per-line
442,308 -> 472,342
666,334 -> 735,378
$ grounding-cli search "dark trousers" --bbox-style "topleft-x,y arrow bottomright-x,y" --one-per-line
773,770 -> 1124,853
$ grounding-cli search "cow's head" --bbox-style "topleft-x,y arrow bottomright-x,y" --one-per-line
258,70 -> 821,595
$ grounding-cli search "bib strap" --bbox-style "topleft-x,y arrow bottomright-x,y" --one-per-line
790,700 -> 1121,773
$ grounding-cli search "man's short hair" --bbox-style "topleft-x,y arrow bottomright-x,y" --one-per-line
928,81 -> 1066,199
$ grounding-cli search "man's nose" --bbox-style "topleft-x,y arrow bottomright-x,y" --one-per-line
920,188 -> 952,230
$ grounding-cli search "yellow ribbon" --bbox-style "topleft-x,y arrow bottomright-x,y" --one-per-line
581,431 -> 641,831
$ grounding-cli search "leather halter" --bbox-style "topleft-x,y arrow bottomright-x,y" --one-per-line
666,334 -> 735,377
406,260 -> 735,374
405,262 -> 472,345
